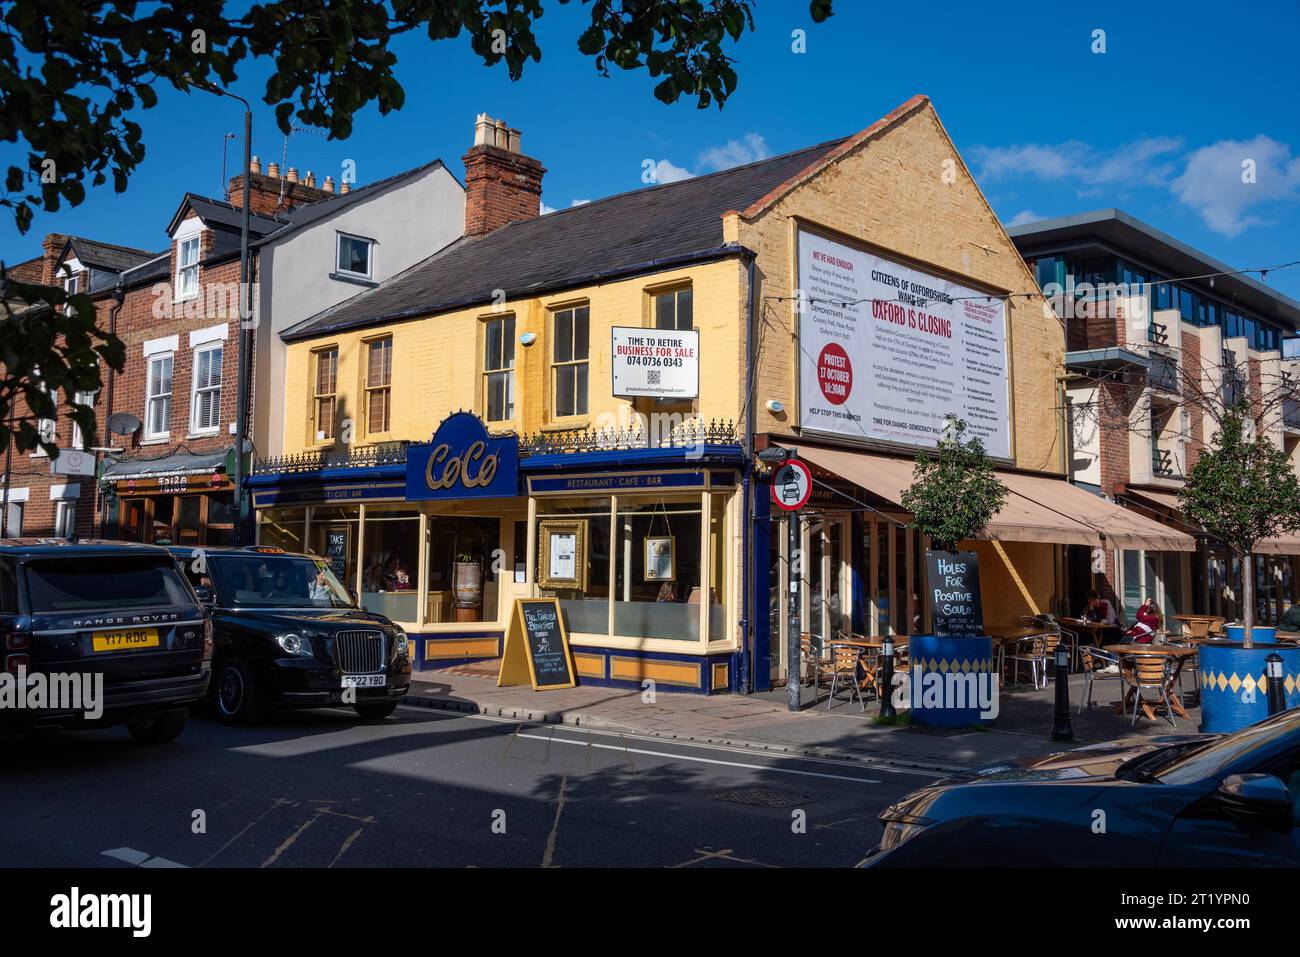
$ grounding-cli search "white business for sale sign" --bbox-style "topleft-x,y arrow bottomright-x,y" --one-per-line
611,327 -> 700,399
796,230 -> 1011,459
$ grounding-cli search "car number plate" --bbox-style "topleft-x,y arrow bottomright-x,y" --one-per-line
92,628 -> 160,652
341,674 -> 386,688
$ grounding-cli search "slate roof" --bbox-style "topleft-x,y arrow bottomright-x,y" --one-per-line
171,195 -> 287,239
280,136 -> 850,342
64,237 -> 156,274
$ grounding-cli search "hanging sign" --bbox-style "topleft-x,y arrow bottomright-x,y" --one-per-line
498,598 -> 577,691
926,550 -> 984,637
770,459 -> 812,511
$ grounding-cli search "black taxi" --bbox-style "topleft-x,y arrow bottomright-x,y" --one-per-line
169,546 -> 410,724
0,539 -> 211,742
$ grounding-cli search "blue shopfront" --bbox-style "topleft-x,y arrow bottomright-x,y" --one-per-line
248,414 -> 748,693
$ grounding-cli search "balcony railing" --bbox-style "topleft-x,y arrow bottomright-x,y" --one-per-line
1285,398 -> 1300,431
1148,320 -> 1170,346
1149,352 -> 1179,393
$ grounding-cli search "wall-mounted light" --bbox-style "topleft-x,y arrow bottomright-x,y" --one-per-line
519,331 -> 537,346
765,399 -> 785,414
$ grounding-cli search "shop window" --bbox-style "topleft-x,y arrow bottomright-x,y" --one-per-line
313,348 -> 338,441
205,494 -> 236,546
613,497 -> 703,641
708,494 -> 727,641
483,316 -> 515,422
426,515 -> 503,624
257,507 -> 305,553
177,495 -> 202,546
537,498 -> 610,636
360,507 -> 420,623
190,344 -> 223,434
146,353 -> 173,439
365,337 -> 392,435
552,305 -> 589,418
653,286 -> 693,331
309,505 -> 359,597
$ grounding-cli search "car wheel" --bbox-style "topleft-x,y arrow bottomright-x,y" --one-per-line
215,658 -> 262,726
127,709 -> 189,744
353,701 -> 398,721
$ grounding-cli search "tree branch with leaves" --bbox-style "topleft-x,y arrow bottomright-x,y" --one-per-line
901,416 -> 1008,553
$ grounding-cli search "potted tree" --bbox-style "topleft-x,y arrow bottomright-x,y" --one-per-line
452,531 -> 485,623
900,417 -> 1008,726
1179,403 -> 1300,732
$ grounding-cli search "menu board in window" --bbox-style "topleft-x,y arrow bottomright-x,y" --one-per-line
324,527 -> 350,581
498,598 -> 577,691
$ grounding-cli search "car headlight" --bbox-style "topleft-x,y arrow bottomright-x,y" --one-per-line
276,632 -> 313,657
393,628 -> 409,658
879,818 -> 930,852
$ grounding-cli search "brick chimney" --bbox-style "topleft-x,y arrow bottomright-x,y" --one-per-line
40,232 -> 71,285
227,155 -> 335,215
462,114 -> 545,236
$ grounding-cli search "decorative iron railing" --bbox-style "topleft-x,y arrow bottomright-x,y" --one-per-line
518,418 -> 740,455
1147,320 -> 1170,346
1152,447 -> 1177,478
253,440 -> 412,475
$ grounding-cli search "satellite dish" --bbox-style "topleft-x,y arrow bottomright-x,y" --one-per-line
107,412 -> 142,436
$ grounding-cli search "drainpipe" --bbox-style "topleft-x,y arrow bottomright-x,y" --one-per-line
738,249 -> 758,694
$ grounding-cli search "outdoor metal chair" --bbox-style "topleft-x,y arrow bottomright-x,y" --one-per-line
1122,654 -> 1179,728
1078,645 -> 1123,713
826,643 -> 866,712
1007,631 -> 1060,690
799,632 -> 833,689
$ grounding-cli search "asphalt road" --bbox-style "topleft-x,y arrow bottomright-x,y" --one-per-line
0,704 -> 943,868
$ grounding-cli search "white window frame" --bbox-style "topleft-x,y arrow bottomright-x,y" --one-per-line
335,232 -> 375,280
176,236 -> 200,301
145,352 -> 174,441
70,390 -> 96,450
54,500 -> 76,540
189,342 -> 223,436
3,487 -> 28,538
30,367 -> 55,457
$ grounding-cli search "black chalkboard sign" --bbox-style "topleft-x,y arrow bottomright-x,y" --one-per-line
498,598 -> 577,690
926,550 -> 984,638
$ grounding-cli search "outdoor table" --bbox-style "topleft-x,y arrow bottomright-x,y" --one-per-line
1174,614 -> 1224,639
1108,644 -> 1198,721
830,637 -> 908,700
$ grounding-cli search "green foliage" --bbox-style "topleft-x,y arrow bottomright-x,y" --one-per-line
0,0 -> 835,232
0,268 -> 125,457
900,417 -> 1008,552
1179,405 -> 1300,557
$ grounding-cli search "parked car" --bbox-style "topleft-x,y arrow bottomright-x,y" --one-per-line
169,546 -> 410,725
865,710 -> 1300,866
0,539 -> 211,743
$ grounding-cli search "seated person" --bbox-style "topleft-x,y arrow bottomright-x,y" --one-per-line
390,558 -> 413,591
656,581 -> 677,602
1125,597 -> 1161,643
1280,601 -> 1300,633
1081,590 -> 1122,645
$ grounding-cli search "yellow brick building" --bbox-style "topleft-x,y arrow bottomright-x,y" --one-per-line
253,98 -> 1175,693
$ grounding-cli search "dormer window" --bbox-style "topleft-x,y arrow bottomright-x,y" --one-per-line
336,233 -> 373,280
177,236 -> 200,300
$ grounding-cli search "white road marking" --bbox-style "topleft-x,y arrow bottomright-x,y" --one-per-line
102,847 -> 189,868
511,730 -> 883,785
400,704 -> 946,779
541,774 -> 568,869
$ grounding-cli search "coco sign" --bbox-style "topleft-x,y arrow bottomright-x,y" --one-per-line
405,412 -> 519,501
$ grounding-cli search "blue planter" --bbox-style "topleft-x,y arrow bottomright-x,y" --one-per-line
908,634 -> 997,727
1199,642 -> 1300,733
1224,625 -> 1276,644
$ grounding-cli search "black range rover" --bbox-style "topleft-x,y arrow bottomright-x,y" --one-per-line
0,539 -> 211,743
169,546 -> 410,725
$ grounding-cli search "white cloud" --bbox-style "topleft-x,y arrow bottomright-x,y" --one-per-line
570,199 -> 590,207
540,201 -> 557,215
1171,135 -> 1300,237
652,159 -> 694,184
970,136 -> 1183,189
698,133 -> 771,172
1006,209 -> 1044,226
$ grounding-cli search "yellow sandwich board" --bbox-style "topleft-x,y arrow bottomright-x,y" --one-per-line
497,598 -> 577,691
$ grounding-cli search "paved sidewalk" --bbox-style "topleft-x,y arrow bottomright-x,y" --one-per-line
406,668 -> 1201,774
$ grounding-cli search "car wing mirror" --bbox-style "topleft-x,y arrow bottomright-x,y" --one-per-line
1217,773 -> 1293,832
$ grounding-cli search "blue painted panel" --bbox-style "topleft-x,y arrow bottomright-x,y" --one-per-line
406,412 -> 520,501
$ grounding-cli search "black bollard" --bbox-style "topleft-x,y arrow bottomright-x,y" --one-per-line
879,635 -> 896,720
1267,653 -> 1287,716
1051,643 -> 1074,741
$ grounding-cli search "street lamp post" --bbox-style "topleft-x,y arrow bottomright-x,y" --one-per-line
190,78 -> 253,545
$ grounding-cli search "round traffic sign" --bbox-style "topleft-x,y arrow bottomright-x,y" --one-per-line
771,459 -> 812,511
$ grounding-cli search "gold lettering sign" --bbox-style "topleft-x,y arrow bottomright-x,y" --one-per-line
424,440 -> 499,492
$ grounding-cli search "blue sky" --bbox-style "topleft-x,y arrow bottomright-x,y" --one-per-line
5,0 -> 1300,298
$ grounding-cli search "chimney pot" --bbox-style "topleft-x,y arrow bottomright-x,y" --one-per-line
462,114 -> 545,236
250,156 -> 263,175
305,171 -> 316,187
286,167 -> 299,183
323,176 -> 335,193
267,162 -> 280,178
339,182 -> 351,195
